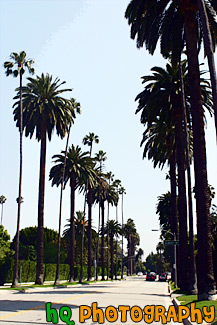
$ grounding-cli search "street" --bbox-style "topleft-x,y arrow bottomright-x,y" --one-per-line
0,276 -> 174,325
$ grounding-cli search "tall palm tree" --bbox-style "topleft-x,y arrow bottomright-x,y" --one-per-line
123,218 -> 138,275
55,99 -> 81,285
49,145 -> 96,282
13,73 -> 74,285
4,51 -> 34,287
0,195 -> 7,226
104,220 -> 121,280
135,60 -> 212,292
113,179 -> 121,279
179,62 -> 197,293
83,132 -> 99,156
105,171 -> 115,280
94,176 -> 109,281
119,186 -> 126,279
125,0 -> 217,299
83,132 -> 99,280
94,151 -> 107,280
136,62 -> 190,290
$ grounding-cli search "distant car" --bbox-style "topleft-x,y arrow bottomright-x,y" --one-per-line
159,272 -> 167,281
137,272 -> 143,276
146,272 -> 156,281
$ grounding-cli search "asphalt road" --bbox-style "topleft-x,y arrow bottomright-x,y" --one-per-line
0,276 -> 174,325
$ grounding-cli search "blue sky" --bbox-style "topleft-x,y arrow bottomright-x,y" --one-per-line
1,0 -> 217,259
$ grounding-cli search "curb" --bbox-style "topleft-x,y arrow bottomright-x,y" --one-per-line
172,297 -> 193,325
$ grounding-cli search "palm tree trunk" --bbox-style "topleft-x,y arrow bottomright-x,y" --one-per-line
69,179 -> 76,282
169,152 -> 178,285
87,190 -> 93,281
184,10 -> 216,300
1,204 -> 3,225
115,204 -> 118,280
79,194 -> 87,283
35,127 -> 47,285
96,201 -> 101,281
101,200 -> 105,280
55,128 -> 71,285
107,202 -> 110,280
110,234 -> 114,279
121,193 -> 124,279
179,61 -> 197,294
128,237 -> 131,275
174,101 -> 189,291
197,0 -> 217,142
12,73 -> 23,288
169,152 -> 177,235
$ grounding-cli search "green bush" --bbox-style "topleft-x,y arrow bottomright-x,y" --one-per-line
0,260 -> 70,284
0,257 -> 13,285
0,259 -> 110,284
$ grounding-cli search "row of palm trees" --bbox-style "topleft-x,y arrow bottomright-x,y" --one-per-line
125,0 -> 217,300
4,53 -> 134,285
49,131 -> 141,283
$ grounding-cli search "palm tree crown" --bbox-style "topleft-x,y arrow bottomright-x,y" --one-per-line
4,51 -> 34,78
13,73 -> 75,140
83,132 -> 99,156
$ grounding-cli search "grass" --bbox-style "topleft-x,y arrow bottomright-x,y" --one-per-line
177,295 -> 217,323
0,278 -> 121,291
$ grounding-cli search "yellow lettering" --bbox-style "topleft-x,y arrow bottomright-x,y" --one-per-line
166,305 -> 178,323
105,306 -> 118,322
154,305 -> 166,324
144,306 -> 155,324
130,306 -> 143,322
79,305 -> 92,323
203,306 -> 215,323
92,302 -> 104,324
118,305 -> 130,322
178,306 -> 190,322
190,303 -> 202,323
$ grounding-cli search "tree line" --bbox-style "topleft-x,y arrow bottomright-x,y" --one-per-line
125,0 -> 217,300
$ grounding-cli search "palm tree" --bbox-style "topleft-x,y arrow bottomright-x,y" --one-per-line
83,132 -> 99,156
105,171 -> 115,280
0,195 -> 7,225
94,176 -> 109,281
179,62 -> 197,293
55,99 -> 81,285
125,0 -> 217,299
113,179 -> 121,279
83,132 -> 99,280
123,218 -> 138,275
104,220 -> 121,280
49,145 -> 96,282
94,151 -> 107,280
95,150 -> 107,171
119,186 -> 126,279
135,61 -> 212,292
13,73 -> 74,285
4,51 -> 34,287
136,62 -> 189,290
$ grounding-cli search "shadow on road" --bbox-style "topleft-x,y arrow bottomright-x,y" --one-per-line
0,321 -> 48,325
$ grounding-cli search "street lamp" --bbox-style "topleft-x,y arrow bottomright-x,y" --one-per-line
151,229 -> 178,288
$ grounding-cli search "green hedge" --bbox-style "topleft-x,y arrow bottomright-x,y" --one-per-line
0,258 -> 101,284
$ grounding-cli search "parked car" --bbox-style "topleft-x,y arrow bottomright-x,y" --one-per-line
146,272 -> 156,281
159,272 -> 167,281
137,272 -> 143,276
